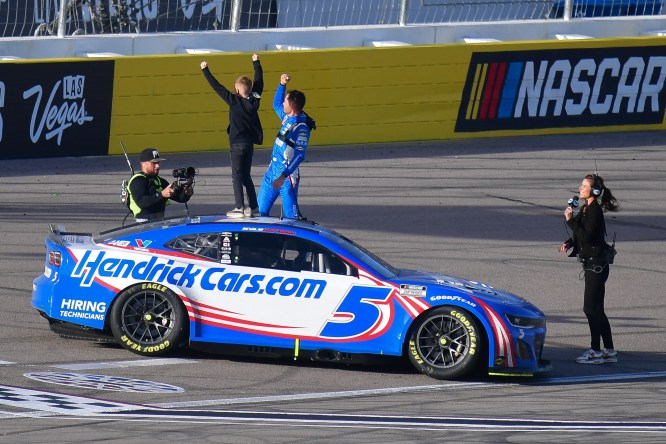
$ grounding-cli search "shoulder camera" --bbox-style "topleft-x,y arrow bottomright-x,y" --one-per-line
172,166 -> 197,191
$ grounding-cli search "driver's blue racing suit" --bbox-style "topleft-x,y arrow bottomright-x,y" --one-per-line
257,83 -> 311,219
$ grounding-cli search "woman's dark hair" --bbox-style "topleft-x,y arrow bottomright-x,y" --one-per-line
585,174 -> 619,212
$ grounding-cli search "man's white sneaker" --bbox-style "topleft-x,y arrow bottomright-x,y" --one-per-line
244,207 -> 259,218
226,208 -> 245,218
576,348 -> 604,364
602,348 -> 618,363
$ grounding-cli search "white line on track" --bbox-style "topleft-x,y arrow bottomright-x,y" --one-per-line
151,370 -> 666,409
0,409 -> 60,419
542,371 -> 666,384
86,409 -> 666,433
152,381 -> 505,408
50,358 -> 197,370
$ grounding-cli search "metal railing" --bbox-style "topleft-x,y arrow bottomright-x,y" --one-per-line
0,0 -> 662,38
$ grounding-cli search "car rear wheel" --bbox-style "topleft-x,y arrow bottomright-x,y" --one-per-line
110,283 -> 186,356
407,306 -> 482,379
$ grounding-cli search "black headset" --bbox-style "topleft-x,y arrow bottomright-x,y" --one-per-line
591,174 -> 603,196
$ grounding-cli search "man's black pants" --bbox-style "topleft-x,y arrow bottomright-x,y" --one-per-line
230,143 -> 258,210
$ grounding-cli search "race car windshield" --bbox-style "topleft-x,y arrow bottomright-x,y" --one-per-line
319,231 -> 400,279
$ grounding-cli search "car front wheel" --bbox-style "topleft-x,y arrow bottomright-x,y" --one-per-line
407,306 -> 482,380
110,283 -> 186,356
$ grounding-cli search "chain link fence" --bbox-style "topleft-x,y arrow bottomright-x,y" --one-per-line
1,1 -> 277,37
0,0 -> 663,38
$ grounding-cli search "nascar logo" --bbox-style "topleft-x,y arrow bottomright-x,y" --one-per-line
456,46 -> 666,132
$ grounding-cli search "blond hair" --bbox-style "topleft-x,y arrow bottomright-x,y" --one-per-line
235,76 -> 252,96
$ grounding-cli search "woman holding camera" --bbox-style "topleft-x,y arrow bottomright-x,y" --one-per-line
559,173 -> 619,364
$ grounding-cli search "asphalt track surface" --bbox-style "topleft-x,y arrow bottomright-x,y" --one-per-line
1,132 -> 665,443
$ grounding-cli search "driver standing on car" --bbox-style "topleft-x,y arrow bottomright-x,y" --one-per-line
128,148 -> 193,223
257,73 -> 313,219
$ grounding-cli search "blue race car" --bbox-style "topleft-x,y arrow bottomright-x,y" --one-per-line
33,216 -> 550,380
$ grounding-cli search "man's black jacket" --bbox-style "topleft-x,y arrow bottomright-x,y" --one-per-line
202,60 -> 264,145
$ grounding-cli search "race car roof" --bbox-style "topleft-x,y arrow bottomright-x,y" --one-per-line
94,215 -> 324,243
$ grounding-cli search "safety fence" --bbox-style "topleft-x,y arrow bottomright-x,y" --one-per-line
1,0 -> 663,38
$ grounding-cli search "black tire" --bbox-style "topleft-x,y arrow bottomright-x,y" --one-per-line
407,306 -> 482,380
110,283 -> 187,356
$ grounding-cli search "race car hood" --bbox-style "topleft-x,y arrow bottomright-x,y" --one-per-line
393,269 -> 535,308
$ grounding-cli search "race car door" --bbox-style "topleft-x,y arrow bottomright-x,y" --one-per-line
188,230 -> 381,348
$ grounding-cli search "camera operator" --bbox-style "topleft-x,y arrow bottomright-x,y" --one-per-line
127,148 -> 193,223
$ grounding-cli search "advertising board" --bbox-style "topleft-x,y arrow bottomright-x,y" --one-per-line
0,61 -> 114,159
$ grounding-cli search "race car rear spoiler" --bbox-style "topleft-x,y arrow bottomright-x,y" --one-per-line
47,224 -> 93,247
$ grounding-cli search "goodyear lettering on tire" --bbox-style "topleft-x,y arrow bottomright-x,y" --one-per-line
451,309 -> 477,355
121,334 -> 170,354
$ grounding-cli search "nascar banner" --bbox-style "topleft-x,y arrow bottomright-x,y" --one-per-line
0,61 -> 114,159
455,45 -> 666,132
